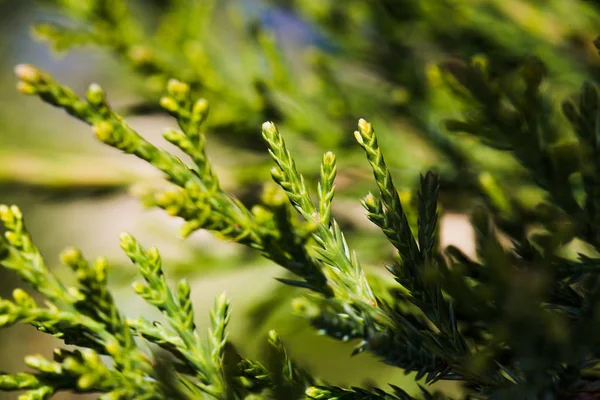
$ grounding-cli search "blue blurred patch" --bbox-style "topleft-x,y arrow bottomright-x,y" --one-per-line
241,0 -> 338,52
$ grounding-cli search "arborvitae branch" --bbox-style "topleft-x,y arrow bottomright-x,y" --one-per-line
354,121 -> 454,337
0,205 -> 333,399
262,121 -> 376,306
15,64 -> 332,298
318,151 -> 337,227
13,38 -> 600,397
120,232 -> 228,397
0,210 -> 159,398
354,119 -> 420,267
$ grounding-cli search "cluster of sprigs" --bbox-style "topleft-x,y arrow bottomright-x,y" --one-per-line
32,0 -> 600,198
0,64 -> 453,400
13,64 -> 465,371
0,203 -> 337,399
8,50 -> 600,400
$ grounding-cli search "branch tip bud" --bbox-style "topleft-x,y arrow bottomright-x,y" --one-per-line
362,192 -> 378,209
358,118 -> 371,134
105,340 -> 120,356
119,232 -> 135,250
159,96 -> 178,113
12,289 -> 31,305
60,247 -> 82,267
192,98 -> 209,115
305,387 -> 324,398
166,79 -> 189,96
9,205 -> 22,219
132,281 -> 146,294
14,64 -> 41,84
322,151 -> 336,165
262,121 -> 278,137
86,83 -> 105,105
267,329 -> 279,343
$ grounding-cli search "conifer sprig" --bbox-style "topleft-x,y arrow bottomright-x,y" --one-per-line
120,232 -> 234,398
354,119 -> 420,267
262,121 -> 376,306
318,151 -> 337,227
0,206 -> 161,398
0,204 -> 329,399
14,65 -> 255,245
15,64 -> 332,298
354,121 -> 451,334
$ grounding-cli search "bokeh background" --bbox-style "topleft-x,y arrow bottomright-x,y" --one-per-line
2,0 -> 600,398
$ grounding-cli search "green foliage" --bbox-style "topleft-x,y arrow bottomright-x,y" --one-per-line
8,49 -> 600,397
0,204 -> 320,400
25,0 -> 600,194
7,1 -> 600,399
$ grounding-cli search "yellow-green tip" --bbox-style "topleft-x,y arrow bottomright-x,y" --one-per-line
362,192 -> 378,209
12,288 -> 32,305
305,386 -> 324,398
322,151 -> 336,165
262,121 -> 278,137
60,247 -> 83,267
358,118 -> 371,134
159,96 -> 179,113
86,83 -> 105,105
166,79 -> 190,96
14,64 -> 42,84
267,329 -> 280,343
119,232 -> 135,250
192,98 -> 209,116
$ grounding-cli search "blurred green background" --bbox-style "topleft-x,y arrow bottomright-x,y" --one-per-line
2,0 -> 600,398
